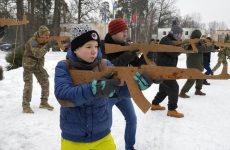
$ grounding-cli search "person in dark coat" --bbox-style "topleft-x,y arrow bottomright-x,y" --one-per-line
179,29 -> 208,98
203,37 -> 214,85
150,19 -> 184,118
101,18 -> 146,150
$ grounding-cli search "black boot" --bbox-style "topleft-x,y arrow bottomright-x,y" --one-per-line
203,80 -> 210,85
195,89 -> 206,96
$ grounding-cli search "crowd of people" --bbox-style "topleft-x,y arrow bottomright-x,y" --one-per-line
1,17 -> 229,150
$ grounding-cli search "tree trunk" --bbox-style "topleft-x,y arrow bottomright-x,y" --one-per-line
16,0 -> 25,46
78,0 -> 82,23
52,0 -> 61,35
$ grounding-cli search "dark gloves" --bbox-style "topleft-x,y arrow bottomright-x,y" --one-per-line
133,72 -> 153,90
91,78 -> 120,98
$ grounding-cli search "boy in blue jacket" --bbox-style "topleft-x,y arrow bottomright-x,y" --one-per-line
54,24 -> 152,150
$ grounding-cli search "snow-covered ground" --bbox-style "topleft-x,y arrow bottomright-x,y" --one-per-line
1,50 -> 230,150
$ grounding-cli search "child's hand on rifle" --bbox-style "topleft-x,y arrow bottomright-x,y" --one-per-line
91,78 -> 121,98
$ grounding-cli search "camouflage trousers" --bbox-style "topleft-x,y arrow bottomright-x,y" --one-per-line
180,79 -> 203,93
212,57 -> 227,73
22,67 -> 49,104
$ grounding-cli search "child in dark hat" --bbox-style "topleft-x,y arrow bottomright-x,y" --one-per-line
55,23 -> 154,150
55,23 -> 153,150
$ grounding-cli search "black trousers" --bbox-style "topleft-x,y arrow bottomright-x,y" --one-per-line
152,80 -> 179,110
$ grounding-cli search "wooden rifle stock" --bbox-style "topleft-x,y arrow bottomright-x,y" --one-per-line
68,65 -> 230,113
105,43 -> 196,65
0,15 -> 29,26
37,36 -> 70,50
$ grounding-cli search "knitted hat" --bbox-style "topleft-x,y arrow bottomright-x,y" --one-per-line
190,29 -> 202,39
108,18 -> 128,35
171,18 -> 183,34
70,24 -> 100,51
38,25 -> 50,36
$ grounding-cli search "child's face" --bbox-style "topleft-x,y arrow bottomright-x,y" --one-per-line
74,40 -> 98,63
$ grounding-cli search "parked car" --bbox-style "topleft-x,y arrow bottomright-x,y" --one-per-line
0,42 -> 15,51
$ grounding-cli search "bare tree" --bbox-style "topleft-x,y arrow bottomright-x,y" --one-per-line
208,21 -> 228,35
145,1 -> 158,41
156,0 -> 177,28
74,0 -> 101,23
0,0 -> 15,18
16,0 -> 25,45
180,13 -> 203,28
52,0 -> 61,35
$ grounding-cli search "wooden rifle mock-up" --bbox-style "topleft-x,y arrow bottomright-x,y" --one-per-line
105,40 -> 198,65
67,65 -> 230,113
0,15 -> 29,26
37,36 -> 70,51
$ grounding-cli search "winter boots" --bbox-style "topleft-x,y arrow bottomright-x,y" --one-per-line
203,80 -> 210,85
179,91 -> 190,98
39,99 -> 54,111
167,110 -> 184,118
151,104 -> 166,110
151,104 -> 184,118
22,99 -> 54,113
195,89 -> 206,96
22,102 -> 34,113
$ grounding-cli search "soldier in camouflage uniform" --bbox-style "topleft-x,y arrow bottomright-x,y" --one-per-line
22,25 -> 54,113
212,47 -> 230,74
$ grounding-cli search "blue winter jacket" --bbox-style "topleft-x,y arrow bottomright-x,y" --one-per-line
54,49 -> 130,142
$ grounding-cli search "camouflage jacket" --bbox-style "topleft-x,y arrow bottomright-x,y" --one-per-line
22,33 -> 49,69
218,48 -> 230,60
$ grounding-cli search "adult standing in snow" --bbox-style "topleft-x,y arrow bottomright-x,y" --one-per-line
54,24 -> 152,150
22,25 -> 54,113
100,18 -> 146,150
203,37 -> 215,85
150,19 -> 184,118
179,29 -> 207,98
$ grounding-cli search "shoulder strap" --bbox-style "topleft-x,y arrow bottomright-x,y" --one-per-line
57,59 -> 75,107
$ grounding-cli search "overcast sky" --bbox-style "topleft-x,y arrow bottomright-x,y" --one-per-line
176,0 -> 230,28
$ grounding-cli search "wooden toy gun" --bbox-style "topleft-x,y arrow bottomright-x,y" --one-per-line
105,40 -> 198,65
62,65 -> 230,113
0,15 -> 29,26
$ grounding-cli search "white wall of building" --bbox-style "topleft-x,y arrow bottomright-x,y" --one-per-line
157,28 -> 205,40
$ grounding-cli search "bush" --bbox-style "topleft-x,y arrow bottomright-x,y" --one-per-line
5,45 -> 24,70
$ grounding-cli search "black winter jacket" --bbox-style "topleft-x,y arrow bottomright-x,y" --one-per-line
101,33 -> 145,66
156,33 -> 180,67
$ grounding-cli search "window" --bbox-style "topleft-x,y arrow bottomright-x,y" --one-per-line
163,31 -> 166,35
185,31 -> 189,35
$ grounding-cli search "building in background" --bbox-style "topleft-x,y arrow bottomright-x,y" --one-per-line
212,30 -> 230,42
157,28 -> 205,40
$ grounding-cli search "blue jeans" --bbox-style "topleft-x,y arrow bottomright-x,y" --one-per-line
111,98 -> 137,150
204,64 -> 212,75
